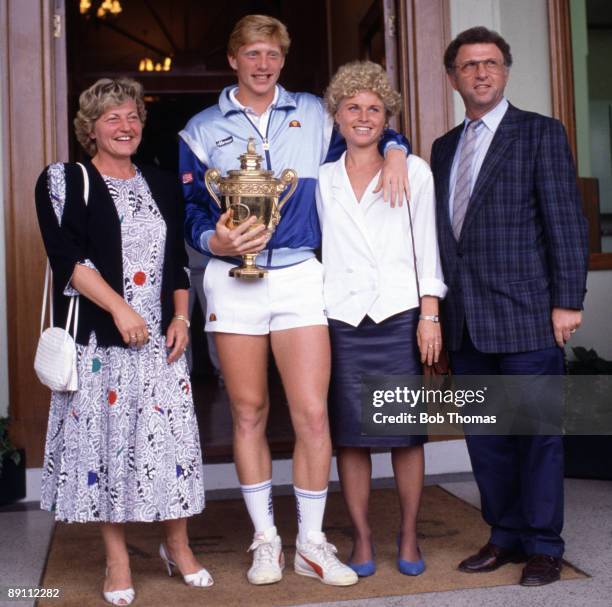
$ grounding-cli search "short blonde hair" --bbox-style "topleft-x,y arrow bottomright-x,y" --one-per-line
227,14 -> 291,57
74,78 -> 146,157
325,61 -> 402,118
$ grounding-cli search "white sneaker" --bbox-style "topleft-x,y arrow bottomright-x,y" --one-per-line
294,531 -> 358,586
247,525 -> 285,585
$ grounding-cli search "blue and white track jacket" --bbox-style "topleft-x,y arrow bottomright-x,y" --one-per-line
179,85 -> 410,268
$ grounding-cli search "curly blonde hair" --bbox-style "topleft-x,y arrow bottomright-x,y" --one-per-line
325,61 -> 402,118
74,78 -> 146,157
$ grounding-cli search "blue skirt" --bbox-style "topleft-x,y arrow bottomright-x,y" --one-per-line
328,309 -> 427,448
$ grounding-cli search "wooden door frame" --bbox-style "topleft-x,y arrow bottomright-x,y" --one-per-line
349,0 -> 454,159
2,0 -> 68,466
396,0 -> 454,161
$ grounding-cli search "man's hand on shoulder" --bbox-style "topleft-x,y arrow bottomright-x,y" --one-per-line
374,148 -> 410,207
551,307 -> 582,348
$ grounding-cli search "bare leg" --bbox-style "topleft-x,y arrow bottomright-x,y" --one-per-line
163,518 -> 206,575
100,523 -> 132,602
337,447 -> 374,563
270,325 -> 331,489
214,333 -> 271,484
392,445 -> 424,561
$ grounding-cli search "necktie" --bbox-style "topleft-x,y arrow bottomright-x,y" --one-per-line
452,119 -> 482,239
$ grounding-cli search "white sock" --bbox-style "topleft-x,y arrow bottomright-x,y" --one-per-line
294,485 -> 328,544
241,479 -> 275,534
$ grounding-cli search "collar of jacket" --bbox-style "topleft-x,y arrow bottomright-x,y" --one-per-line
218,84 -> 298,116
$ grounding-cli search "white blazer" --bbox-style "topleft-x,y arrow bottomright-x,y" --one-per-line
316,153 -> 447,327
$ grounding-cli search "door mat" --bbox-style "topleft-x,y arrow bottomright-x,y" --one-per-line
38,486 -> 586,606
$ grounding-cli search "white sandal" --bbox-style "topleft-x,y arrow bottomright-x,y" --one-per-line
103,568 -> 135,606
159,543 -> 214,587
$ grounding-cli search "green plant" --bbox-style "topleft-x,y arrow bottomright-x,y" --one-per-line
0,417 -> 21,477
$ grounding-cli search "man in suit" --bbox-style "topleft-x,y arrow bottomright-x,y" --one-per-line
430,26 -> 589,586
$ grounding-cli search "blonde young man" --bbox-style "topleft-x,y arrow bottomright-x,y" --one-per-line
179,15 -> 410,587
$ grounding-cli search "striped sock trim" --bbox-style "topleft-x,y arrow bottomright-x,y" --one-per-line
294,486 -> 328,543
241,480 -> 273,493
241,479 -> 274,533
294,488 -> 327,499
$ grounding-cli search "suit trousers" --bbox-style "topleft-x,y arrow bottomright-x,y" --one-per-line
450,330 -> 565,558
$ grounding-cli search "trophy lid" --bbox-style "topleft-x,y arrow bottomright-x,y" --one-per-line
205,137 -> 298,207
239,138 -> 264,171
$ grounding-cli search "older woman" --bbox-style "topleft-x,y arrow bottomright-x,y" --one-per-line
316,62 -> 447,577
35,78 -> 210,605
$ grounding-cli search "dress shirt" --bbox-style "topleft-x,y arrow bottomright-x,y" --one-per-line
229,85 -> 279,138
448,97 -> 509,219
317,154 -> 447,327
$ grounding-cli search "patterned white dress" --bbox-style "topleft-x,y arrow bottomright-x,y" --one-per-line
40,165 -> 205,523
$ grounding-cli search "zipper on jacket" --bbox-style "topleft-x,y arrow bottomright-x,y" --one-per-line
241,109 -> 276,265
241,110 -> 273,170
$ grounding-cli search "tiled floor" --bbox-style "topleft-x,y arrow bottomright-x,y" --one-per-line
1,476 -> 610,607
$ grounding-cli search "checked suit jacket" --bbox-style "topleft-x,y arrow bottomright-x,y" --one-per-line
430,103 -> 589,353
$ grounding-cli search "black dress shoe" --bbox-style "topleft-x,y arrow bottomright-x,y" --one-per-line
520,554 -> 562,586
458,542 -> 527,573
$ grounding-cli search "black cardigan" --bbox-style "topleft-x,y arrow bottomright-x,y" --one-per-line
35,160 -> 189,347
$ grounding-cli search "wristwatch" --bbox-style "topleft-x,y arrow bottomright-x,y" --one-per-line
419,314 -> 440,323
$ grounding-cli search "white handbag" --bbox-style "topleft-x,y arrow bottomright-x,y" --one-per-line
34,163 -> 88,392
34,263 -> 80,391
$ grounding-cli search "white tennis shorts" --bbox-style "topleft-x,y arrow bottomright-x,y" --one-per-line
202,257 -> 327,335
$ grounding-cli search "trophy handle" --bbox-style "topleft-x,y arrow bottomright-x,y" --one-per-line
277,169 -> 298,211
204,168 -> 223,208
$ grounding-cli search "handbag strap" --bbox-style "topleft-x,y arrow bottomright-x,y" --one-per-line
405,195 -> 421,303
78,162 -> 90,202
39,162 -> 89,337
40,262 -> 52,335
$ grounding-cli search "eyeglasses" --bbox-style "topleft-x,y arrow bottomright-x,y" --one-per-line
454,59 -> 506,75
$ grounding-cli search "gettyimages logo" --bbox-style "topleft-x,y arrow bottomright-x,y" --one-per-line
360,374 -> 612,437
371,386 -> 487,408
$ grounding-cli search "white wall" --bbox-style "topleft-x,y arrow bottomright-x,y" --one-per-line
571,0 -> 592,178
0,56 -> 9,418
569,271 -> 612,360
449,0 -> 552,123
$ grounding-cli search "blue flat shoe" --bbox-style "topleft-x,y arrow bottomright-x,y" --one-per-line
348,543 -> 376,577
397,555 -> 425,576
347,559 -> 376,577
397,535 -> 425,576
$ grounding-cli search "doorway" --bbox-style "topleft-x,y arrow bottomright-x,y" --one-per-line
66,0 -> 397,459
4,0 -> 455,469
